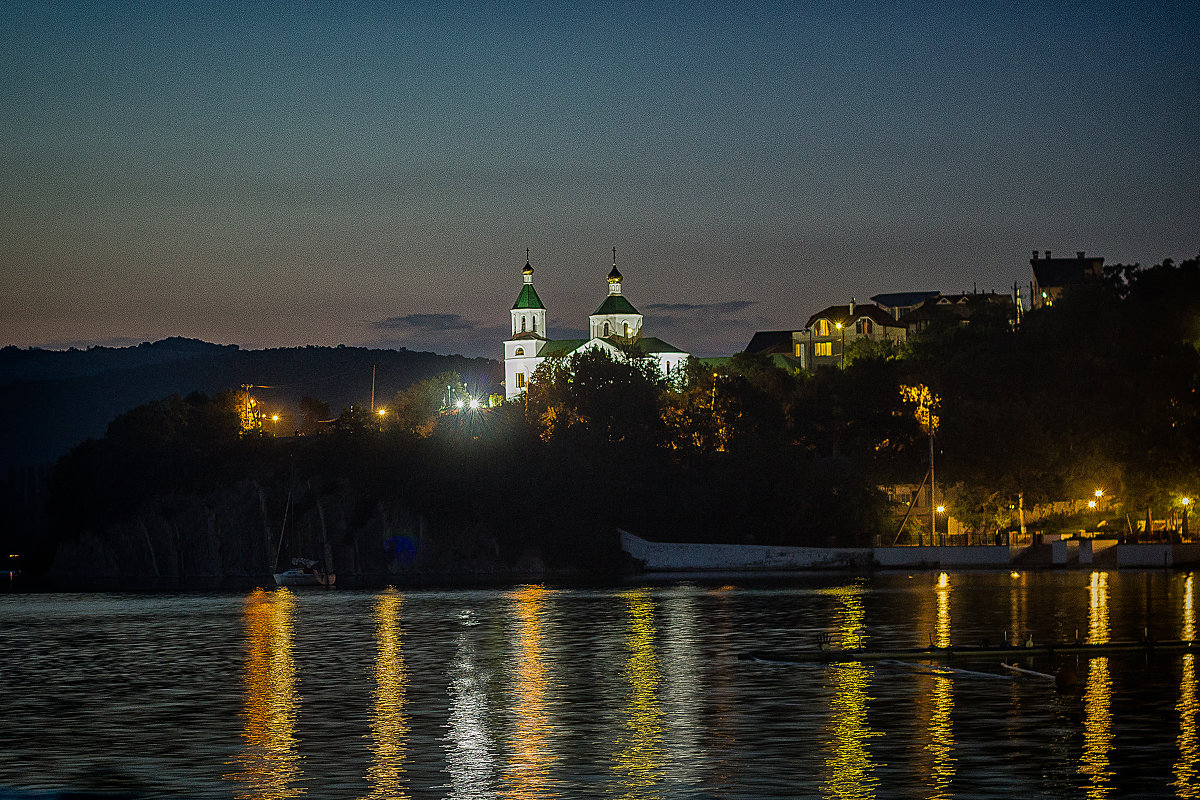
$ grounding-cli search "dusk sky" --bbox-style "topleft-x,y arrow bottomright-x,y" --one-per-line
3,1 -> 1197,358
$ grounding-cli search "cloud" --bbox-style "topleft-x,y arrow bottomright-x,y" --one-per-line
373,313 -> 476,332
644,300 -> 757,316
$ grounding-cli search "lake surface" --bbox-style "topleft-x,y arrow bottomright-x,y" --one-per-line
1,570 -> 1198,799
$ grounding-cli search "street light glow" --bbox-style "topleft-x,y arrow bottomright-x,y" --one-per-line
271,414 -> 279,422
1185,498 -> 1193,506
1095,489 -> 1104,498
455,399 -> 465,409
1088,500 -> 1097,508
377,408 -> 387,416
468,398 -> 481,410
936,505 -> 945,513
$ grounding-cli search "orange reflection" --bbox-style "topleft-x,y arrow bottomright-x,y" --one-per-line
927,573 -> 954,797
226,588 -> 304,799
1080,572 -> 1112,799
822,584 -> 879,800
614,589 -> 665,799
503,585 -> 556,798
363,588 -> 409,799
1176,575 -> 1199,797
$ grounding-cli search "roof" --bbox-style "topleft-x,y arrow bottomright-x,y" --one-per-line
1031,256 -> 1104,290
537,338 -> 589,357
870,291 -> 939,309
805,304 -> 905,330
593,294 -> 639,316
744,330 -> 795,354
512,283 -> 545,310
635,336 -> 686,355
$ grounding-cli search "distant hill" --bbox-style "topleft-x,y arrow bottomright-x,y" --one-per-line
0,339 -> 501,470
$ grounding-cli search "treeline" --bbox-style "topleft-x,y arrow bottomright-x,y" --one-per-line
28,256 -> 1200,577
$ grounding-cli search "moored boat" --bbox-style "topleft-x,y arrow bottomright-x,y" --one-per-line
273,557 -> 335,587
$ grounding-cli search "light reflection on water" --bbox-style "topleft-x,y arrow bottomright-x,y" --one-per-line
1081,572 -> 1113,799
225,588 -> 303,799
362,588 -> 408,800
503,585 -> 556,798
5,572 -> 1200,798
1177,574 -> 1199,798
614,589 -> 665,800
821,583 -> 879,800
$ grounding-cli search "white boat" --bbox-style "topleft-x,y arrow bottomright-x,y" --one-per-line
273,557 -> 336,587
620,529 -> 873,572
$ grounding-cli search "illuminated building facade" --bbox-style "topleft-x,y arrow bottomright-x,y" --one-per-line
502,254 -> 689,400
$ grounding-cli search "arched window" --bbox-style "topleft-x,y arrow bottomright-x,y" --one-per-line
515,347 -> 524,356
817,319 -> 831,337
665,360 -> 671,374
532,318 -> 537,333
603,322 -> 610,336
624,322 -> 630,336
521,317 -> 526,333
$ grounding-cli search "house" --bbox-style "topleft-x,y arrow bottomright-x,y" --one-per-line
871,291 -> 939,321
502,254 -> 689,400
1030,250 -> 1104,309
800,299 -> 907,368
898,291 -> 1016,334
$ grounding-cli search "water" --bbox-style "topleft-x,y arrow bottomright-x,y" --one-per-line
1,570 -> 1197,799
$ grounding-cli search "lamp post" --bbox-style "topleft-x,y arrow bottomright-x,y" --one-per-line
1184,497 -> 1192,540
835,322 -> 846,369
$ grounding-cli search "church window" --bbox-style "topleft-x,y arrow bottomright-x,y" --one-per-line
515,347 -> 524,356
624,322 -> 630,336
516,372 -> 526,388
532,318 -> 537,333
603,322 -> 610,336
521,317 -> 527,333
665,360 -> 671,374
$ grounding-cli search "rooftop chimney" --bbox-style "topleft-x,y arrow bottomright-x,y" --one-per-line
849,297 -> 856,316
1077,251 -> 1085,259
1032,250 -> 1039,260
1045,250 -> 1052,259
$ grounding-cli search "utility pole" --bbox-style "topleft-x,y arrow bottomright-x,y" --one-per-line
370,364 -> 376,413
930,434 -> 936,546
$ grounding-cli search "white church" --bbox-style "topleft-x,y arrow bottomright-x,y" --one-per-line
503,252 -> 690,400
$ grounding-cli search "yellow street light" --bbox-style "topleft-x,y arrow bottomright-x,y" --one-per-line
936,505 -> 945,514
1088,500 -> 1097,509
271,414 -> 280,422
1095,489 -> 1104,498
377,408 -> 387,416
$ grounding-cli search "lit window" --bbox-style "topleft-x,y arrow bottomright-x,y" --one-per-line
815,342 -> 832,357
624,322 -> 630,336
516,372 -> 526,388
795,343 -> 803,357
665,360 -> 671,374
817,320 -> 831,336
515,347 -> 524,356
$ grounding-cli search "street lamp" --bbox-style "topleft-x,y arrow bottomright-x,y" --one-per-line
1184,497 -> 1192,539
936,505 -> 946,545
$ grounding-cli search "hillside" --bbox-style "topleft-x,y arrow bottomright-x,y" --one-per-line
0,339 -> 501,471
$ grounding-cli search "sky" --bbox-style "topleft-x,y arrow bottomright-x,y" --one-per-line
2,1 -> 1197,358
